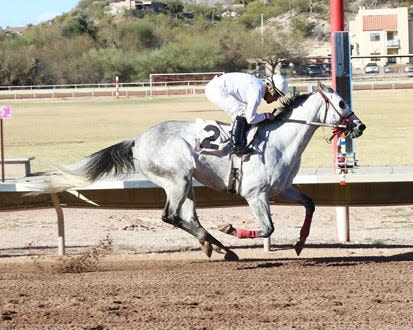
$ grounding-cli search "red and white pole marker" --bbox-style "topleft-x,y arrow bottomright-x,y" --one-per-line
115,76 -> 120,99
330,0 -> 351,243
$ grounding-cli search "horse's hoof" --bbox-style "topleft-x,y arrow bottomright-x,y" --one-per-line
224,250 -> 239,261
294,238 -> 306,256
199,240 -> 213,258
218,224 -> 237,236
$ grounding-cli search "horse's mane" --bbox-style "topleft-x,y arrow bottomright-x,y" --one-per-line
276,92 -> 313,113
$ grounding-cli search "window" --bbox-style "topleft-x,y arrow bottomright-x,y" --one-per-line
370,33 -> 380,42
387,31 -> 394,40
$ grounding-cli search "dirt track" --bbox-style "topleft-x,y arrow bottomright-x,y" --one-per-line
0,205 -> 412,329
0,249 -> 412,329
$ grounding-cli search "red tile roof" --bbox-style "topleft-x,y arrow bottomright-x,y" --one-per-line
363,15 -> 397,31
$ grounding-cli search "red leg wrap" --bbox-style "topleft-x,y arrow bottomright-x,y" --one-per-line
300,215 -> 313,238
236,229 -> 259,239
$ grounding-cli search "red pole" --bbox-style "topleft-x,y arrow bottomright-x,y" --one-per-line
330,0 -> 344,91
330,0 -> 344,33
330,0 -> 344,167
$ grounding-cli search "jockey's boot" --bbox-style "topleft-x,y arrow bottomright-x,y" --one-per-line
230,116 -> 253,156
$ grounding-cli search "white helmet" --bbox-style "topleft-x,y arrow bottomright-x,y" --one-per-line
266,74 -> 288,96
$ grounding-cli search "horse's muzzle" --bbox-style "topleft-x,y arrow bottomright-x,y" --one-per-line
349,120 -> 366,138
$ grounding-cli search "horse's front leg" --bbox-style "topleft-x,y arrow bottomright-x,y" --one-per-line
278,187 -> 315,256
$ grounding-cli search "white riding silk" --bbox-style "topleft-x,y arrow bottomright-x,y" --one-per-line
205,73 -> 268,125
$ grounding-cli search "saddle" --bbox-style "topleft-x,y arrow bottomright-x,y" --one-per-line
194,118 -> 258,194
194,118 -> 257,156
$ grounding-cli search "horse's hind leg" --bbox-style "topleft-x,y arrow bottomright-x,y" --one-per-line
180,188 -> 238,260
160,175 -> 238,261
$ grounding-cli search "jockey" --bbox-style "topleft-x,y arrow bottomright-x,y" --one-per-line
205,72 -> 288,156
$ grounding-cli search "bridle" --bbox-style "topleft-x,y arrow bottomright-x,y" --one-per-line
275,88 -> 354,141
317,87 -> 354,127
317,87 -> 356,141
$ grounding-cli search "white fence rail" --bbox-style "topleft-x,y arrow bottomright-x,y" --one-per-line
1,76 -> 412,100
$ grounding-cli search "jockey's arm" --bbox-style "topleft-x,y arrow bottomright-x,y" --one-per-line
244,99 -> 275,124
244,91 -> 268,124
244,83 -> 275,124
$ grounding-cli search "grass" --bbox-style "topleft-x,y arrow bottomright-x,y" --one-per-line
1,89 -> 412,173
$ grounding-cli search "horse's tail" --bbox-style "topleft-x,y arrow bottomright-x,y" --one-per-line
79,139 -> 136,181
27,139 -> 136,194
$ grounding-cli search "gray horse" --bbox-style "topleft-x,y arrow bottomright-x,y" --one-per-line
44,83 -> 366,261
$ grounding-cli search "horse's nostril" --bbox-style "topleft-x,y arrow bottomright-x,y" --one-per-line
359,124 -> 366,131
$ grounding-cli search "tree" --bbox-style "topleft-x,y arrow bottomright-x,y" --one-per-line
0,0 -> 333,85
61,14 -> 97,40
164,0 -> 185,19
291,17 -> 315,38
242,28 -> 308,77
115,19 -> 160,51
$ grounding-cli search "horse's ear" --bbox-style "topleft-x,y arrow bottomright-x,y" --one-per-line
317,80 -> 334,93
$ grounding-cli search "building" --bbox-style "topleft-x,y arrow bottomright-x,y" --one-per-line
105,0 -> 137,15
349,6 -> 413,68
2,26 -> 27,35
105,0 -> 170,16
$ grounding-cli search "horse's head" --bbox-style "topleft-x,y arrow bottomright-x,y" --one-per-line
316,82 -> 366,139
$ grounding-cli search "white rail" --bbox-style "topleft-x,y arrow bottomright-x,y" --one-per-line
0,78 -> 412,100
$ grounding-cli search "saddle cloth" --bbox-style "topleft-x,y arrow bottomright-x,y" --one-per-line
194,118 -> 257,156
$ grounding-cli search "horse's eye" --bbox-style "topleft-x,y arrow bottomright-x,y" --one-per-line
339,100 -> 346,109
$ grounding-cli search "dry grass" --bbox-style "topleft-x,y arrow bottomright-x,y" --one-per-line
2,89 -> 412,172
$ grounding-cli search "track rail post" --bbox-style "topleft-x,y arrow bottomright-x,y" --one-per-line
50,193 -> 65,255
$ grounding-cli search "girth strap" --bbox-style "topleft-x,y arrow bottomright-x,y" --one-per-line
227,154 -> 243,194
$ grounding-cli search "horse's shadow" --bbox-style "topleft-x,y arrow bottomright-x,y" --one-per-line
303,251 -> 413,265
229,243 -> 413,269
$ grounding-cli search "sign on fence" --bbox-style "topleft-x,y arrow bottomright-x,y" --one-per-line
0,105 -> 12,119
